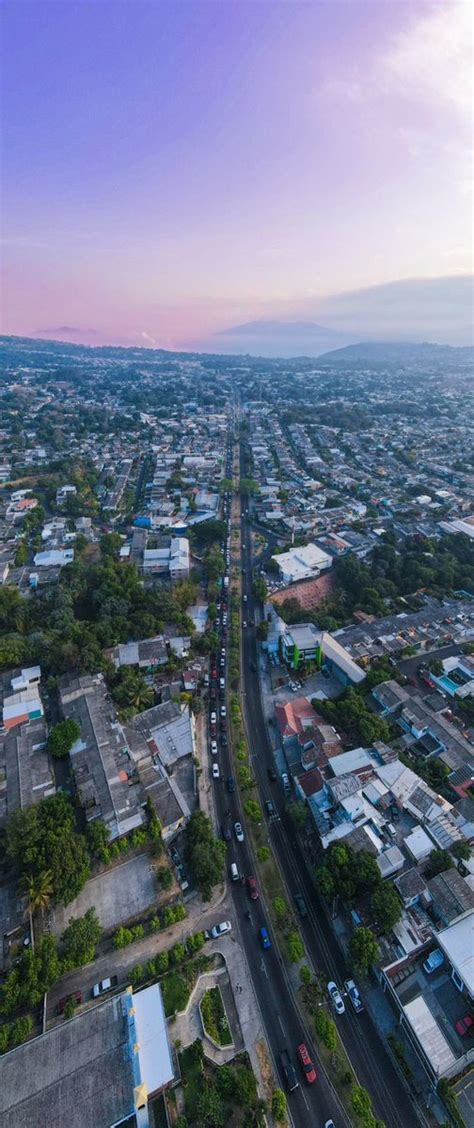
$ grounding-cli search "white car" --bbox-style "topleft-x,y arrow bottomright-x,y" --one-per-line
210,740 -> 218,755
220,705 -> 226,718
243,620 -> 247,628
327,980 -> 345,1015
210,920 -> 232,939
243,594 -> 248,602
212,762 -> 220,779
234,821 -> 244,842
210,711 -> 217,725
344,978 -> 364,1013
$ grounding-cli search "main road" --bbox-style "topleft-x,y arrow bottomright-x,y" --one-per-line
213,442 -> 347,1128
238,445 -> 423,1128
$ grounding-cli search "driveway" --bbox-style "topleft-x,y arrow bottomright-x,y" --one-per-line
50,854 -> 157,935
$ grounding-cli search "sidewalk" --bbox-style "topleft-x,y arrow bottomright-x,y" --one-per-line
195,710 -> 218,832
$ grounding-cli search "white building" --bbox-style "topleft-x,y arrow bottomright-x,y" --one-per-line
272,542 -> 332,584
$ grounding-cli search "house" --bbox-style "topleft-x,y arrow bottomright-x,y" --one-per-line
33,549 -> 74,568
0,718 -> 55,825
56,484 -> 77,506
281,622 -> 322,668
59,673 -> 146,840
426,870 -> 474,927
372,680 -> 411,715
108,636 -> 169,670
272,542 -> 332,584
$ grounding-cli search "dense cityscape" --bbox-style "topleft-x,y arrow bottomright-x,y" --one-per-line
0,334 -> 472,1128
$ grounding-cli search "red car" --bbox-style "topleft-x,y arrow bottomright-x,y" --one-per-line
246,875 -> 259,901
455,1013 -> 474,1037
297,1042 -> 317,1084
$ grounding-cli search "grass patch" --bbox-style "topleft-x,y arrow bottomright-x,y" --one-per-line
162,972 -> 191,1017
201,986 -> 233,1046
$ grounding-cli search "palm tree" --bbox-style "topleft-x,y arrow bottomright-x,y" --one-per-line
21,870 -> 54,951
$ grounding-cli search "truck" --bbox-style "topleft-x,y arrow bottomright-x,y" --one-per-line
344,977 -> 364,1013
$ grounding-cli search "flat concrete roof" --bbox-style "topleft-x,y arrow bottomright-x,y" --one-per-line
403,996 -> 457,1076
437,911 -> 474,995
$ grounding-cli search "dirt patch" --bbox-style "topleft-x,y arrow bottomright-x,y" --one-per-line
255,1037 -> 275,1103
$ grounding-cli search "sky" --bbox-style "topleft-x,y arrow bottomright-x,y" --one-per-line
1,0 -> 473,350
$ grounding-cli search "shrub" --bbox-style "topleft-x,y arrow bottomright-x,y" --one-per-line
129,964 -> 144,986
131,924 -> 145,941
113,927 -> 133,949
271,1088 -> 287,1120
286,931 -> 305,963
243,800 -> 262,823
150,915 -> 161,932
157,866 -> 173,890
155,950 -> 169,973
170,942 -> 186,965
299,964 -> 311,985
257,846 -> 270,862
314,1009 -> 338,1051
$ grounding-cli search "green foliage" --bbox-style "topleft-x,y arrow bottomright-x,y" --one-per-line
63,996 -> 78,1019
271,1089 -> 287,1121
61,907 -> 102,968
371,885 -> 402,933
287,800 -> 307,830
170,942 -> 186,964
299,964 -> 312,985
425,849 -> 454,879
0,935 -> 61,1015
315,687 -> 390,747
315,842 -> 381,906
157,865 -> 173,889
200,986 -> 232,1046
6,794 -> 90,906
351,1086 -> 373,1118
196,1084 -> 225,1127
86,819 -> 110,857
243,799 -> 262,823
48,718 -> 81,759
438,1078 -> 465,1128
451,841 -> 471,861
113,926 -> 133,949
286,930 -> 305,963
314,1008 -> 338,1050
184,811 -> 226,900
0,1014 -> 33,1053
349,927 -> 380,973
257,846 -> 271,862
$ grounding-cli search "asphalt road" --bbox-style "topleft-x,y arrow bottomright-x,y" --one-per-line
211,446 -> 347,1128
236,446 -> 423,1128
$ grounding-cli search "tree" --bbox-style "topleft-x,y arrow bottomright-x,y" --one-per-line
287,931 -> 305,963
196,1085 -> 225,1127
48,718 -> 81,759
287,800 -> 307,830
184,811 -> 226,900
21,869 -> 53,952
451,841 -> 471,862
371,885 -> 402,933
61,907 -> 102,968
240,479 -> 259,496
271,1089 -> 287,1121
7,794 -> 91,906
243,800 -> 262,823
157,865 -> 173,890
425,849 -> 454,879
349,927 -> 380,974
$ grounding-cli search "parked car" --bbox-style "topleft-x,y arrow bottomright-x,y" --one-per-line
209,920 -> 232,939
455,1013 -> 474,1037
234,821 -> 244,843
58,990 -> 82,1013
324,1121 -> 335,1128
92,976 -> 118,998
259,926 -> 271,950
267,765 -> 277,781
246,875 -> 259,900
294,892 -> 308,918
212,762 -> 220,779
327,981 -> 345,1014
344,978 -> 364,1013
281,772 -> 291,794
423,949 -> 445,975
279,1048 -> 299,1091
297,1042 -> 317,1084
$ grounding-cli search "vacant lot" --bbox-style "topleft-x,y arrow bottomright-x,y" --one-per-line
51,854 -> 157,934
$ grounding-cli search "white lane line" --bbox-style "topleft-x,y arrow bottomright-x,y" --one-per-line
300,1089 -> 310,1111
277,1013 -> 285,1034
260,958 -> 268,978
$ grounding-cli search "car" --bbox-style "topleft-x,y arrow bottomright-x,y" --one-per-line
226,776 -> 236,793
324,1121 -> 335,1128
423,948 -> 445,975
455,1013 -> 474,1037
281,771 -> 291,794
279,1049 -> 299,1091
234,821 -> 244,842
209,920 -> 232,939
212,762 -> 220,779
210,740 -> 218,755
58,990 -> 82,1013
294,892 -> 308,918
297,1042 -> 317,1084
220,705 -> 227,718
265,798 -> 276,818
220,656 -> 225,667
259,926 -> 271,950
327,981 -> 345,1014
221,822 -> 232,842
210,711 -> 217,725
221,733 -> 228,746
250,660 -> 257,672
92,976 -> 118,998
267,765 -> 277,782
246,875 -> 259,900
242,620 -> 247,628
219,677 -> 225,689
243,593 -> 248,602
344,978 -> 364,1013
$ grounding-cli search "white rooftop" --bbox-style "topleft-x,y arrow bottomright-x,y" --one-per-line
403,997 -> 456,1076
437,911 -> 474,996
404,827 -> 434,861
133,984 -> 174,1095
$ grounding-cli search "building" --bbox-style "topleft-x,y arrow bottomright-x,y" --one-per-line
0,983 -> 175,1128
0,717 -> 55,826
59,673 -> 146,840
272,542 -> 332,584
33,548 -> 74,568
2,667 -> 44,732
281,622 -> 322,668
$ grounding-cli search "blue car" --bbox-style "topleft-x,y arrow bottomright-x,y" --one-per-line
259,926 -> 271,950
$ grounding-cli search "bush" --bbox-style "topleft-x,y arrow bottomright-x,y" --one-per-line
314,1009 -> 338,1051
299,964 -> 312,985
257,846 -> 270,862
129,964 -> 144,986
271,1088 -> 287,1120
63,996 -> 77,1019
157,865 -> 173,890
170,942 -> 186,965
155,950 -> 169,973
286,930 -> 305,963
243,800 -> 262,823
113,927 -> 133,949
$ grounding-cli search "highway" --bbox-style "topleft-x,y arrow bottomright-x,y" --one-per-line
211,443 -> 348,1128
236,443 -> 423,1128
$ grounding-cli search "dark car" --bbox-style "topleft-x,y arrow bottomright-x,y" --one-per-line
221,733 -> 228,746
226,776 -> 236,793
279,1049 -> 299,1092
265,798 -> 276,818
267,765 -> 277,782
221,822 -> 232,842
294,892 -> 308,918
250,660 -> 257,672
246,875 -> 259,900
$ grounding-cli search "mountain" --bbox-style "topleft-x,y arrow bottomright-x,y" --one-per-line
317,340 -> 474,365
214,319 -> 358,358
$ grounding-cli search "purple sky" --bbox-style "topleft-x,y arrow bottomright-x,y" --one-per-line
1,1 -> 472,347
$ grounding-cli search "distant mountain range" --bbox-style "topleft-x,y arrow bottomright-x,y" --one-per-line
216,319 -> 357,357
316,340 -> 474,364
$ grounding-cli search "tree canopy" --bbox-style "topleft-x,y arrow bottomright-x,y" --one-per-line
6,794 -> 91,906
184,811 -> 226,900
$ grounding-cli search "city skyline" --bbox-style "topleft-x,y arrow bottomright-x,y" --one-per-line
2,0 -> 473,349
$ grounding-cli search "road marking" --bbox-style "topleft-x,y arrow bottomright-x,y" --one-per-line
300,1088 -> 310,1110
260,958 -> 268,978
277,1013 -> 285,1034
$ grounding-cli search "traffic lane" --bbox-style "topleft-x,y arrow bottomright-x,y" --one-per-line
238,588 -> 420,1126
230,881 -> 349,1126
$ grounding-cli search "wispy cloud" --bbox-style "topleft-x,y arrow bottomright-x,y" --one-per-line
384,0 -> 472,120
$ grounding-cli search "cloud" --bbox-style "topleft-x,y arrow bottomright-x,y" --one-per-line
34,325 -> 98,336
385,0 -> 472,120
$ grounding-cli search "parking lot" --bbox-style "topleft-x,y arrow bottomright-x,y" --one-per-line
50,854 -> 157,935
